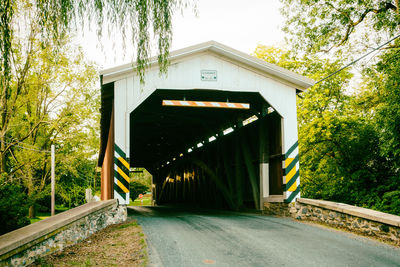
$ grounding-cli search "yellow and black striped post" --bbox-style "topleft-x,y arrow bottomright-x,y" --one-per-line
114,144 -> 130,204
283,141 -> 300,203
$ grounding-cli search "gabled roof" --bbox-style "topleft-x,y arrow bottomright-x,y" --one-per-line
100,40 -> 315,91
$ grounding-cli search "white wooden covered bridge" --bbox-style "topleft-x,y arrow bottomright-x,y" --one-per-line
97,41 -> 314,210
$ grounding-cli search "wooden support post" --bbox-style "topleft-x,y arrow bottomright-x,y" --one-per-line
101,106 -> 114,200
268,113 -> 283,195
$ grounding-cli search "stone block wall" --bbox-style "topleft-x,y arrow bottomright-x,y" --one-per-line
0,200 -> 127,267
263,202 -> 292,216
290,198 -> 400,245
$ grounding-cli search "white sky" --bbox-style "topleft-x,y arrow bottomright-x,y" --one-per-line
76,0 -> 285,70
171,0 -> 284,53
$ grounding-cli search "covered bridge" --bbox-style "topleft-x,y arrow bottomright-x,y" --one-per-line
97,41 -> 314,210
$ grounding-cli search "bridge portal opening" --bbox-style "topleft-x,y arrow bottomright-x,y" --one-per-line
130,89 -> 283,210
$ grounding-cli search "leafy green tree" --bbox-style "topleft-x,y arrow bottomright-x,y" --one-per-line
131,168 -> 152,189
376,191 -> 400,215
0,0 -> 191,173
279,0 -> 400,215
352,42 -> 400,212
374,43 -> 400,168
281,0 -> 400,54
0,0 -> 191,228
0,3 -> 101,218
280,1 -> 400,167
253,45 -> 400,214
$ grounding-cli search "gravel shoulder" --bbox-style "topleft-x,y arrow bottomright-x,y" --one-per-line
31,210 -> 148,267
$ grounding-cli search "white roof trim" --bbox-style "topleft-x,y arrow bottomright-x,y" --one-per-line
100,40 -> 315,90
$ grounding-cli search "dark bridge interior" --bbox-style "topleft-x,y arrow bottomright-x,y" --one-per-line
130,89 -> 283,210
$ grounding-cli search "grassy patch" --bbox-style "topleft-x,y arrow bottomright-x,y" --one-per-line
29,206 -> 70,224
129,194 -> 152,206
116,221 -> 138,229
29,217 -> 44,224
84,258 -> 92,267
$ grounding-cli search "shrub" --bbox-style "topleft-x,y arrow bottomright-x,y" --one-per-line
0,183 -> 30,235
130,181 -> 149,201
376,190 -> 400,216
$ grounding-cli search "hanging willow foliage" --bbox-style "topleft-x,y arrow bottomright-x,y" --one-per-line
0,0 -> 13,118
0,0 -> 193,174
0,0 -> 190,90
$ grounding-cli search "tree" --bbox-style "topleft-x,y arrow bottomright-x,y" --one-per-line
281,0 -> 400,54
130,181 -> 149,201
279,0 -> 400,215
254,45 -> 400,214
7,37 -> 99,216
373,43 -> 400,168
0,0 -> 191,173
0,3 -> 101,219
131,168 -> 152,189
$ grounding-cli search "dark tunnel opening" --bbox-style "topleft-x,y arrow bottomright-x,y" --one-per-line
130,89 -> 283,211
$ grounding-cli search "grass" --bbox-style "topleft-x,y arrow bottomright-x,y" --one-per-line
30,217 -> 47,224
116,221 -> 138,229
29,206 -> 70,224
129,194 -> 152,206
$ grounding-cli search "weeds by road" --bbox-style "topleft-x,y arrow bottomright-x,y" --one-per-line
31,218 -> 148,267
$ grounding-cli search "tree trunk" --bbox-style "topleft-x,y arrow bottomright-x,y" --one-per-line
0,134 -> 5,174
29,205 -> 35,218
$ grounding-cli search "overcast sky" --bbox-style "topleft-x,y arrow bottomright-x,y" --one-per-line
76,0 -> 285,69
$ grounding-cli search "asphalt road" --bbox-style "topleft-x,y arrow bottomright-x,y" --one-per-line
129,206 -> 400,267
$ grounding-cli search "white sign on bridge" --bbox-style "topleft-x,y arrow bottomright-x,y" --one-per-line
201,70 -> 217,81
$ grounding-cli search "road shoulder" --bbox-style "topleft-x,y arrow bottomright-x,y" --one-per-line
30,215 -> 148,267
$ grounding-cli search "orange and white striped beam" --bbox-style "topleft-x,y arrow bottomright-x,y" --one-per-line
162,100 -> 250,109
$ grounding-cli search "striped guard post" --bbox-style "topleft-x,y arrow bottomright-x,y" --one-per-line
283,141 -> 300,203
114,144 -> 130,205
162,100 -> 250,109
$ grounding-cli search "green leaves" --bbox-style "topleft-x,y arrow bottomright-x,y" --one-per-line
0,3 -> 101,216
254,42 -> 400,215
281,0 -> 400,54
0,0 -> 188,94
374,41 -> 400,168
130,181 -> 149,201
0,183 -> 30,234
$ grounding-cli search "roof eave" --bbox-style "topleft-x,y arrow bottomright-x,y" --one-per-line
100,41 -> 315,90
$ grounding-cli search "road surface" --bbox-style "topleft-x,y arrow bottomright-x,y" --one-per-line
129,206 -> 400,267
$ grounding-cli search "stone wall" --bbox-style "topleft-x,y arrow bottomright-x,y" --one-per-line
0,200 -> 127,267
290,198 -> 400,245
263,202 -> 292,216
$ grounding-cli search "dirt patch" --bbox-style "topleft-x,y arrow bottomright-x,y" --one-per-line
30,219 -> 148,267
